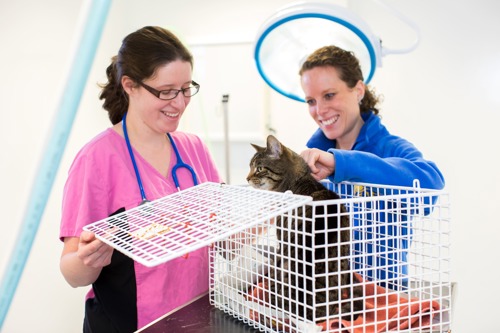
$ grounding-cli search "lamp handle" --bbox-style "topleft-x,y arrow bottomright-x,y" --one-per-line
372,0 -> 421,56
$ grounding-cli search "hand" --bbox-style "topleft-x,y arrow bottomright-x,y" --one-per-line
76,230 -> 114,268
300,148 -> 335,181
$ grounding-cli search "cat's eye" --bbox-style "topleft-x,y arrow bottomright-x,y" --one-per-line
256,166 -> 263,172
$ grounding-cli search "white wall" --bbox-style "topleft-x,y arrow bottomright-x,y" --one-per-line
1,0 -> 498,332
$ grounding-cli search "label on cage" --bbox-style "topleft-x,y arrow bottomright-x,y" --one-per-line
131,222 -> 172,240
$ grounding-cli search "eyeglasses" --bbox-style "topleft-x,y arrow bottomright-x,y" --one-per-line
137,80 -> 200,100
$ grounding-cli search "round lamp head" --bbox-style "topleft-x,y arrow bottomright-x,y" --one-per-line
254,1 -> 382,102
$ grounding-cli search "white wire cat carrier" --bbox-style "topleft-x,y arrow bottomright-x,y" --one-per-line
84,181 -> 452,333
210,180 -> 452,333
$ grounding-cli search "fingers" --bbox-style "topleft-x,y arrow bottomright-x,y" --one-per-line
309,171 -> 323,181
83,244 -> 113,268
300,148 -> 335,180
80,230 -> 96,243
300,149 -> 319,173
78,231 -> 113,268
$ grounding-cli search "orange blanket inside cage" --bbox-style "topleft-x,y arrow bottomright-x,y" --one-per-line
247,273 -> 441,333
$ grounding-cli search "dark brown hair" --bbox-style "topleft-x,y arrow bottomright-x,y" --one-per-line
99,26 -> 194,124
299,45 -> 380,115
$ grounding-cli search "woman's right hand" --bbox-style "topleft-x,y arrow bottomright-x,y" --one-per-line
77,230 -> 114,268
300,148 -> 336,181
60,232 -> 114,287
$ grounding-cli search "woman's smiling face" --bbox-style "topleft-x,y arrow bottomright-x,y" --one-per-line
138,60 -> 194,133
301,65 -> 365,149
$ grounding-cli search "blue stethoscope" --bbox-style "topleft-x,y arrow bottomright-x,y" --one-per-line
122,113 -> 198,204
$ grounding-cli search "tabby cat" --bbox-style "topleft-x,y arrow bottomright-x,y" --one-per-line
246,135 -> 363,322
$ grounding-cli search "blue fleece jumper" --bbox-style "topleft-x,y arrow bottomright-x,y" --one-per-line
307,111 -> 445,289
307,111 -> 444,189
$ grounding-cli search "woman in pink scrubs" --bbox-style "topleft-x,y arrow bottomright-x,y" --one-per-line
59,26 -> 222,332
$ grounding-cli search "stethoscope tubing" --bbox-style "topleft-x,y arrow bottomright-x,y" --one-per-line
122,113 -> 198,203
167,132 -> 199,191
122,113 -> 148,204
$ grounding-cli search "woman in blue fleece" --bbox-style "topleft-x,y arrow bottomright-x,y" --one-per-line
299,45 -> 444,189
298,45 -> 445,288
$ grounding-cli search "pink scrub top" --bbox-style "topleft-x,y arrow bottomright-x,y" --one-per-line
60,128 -> 222,329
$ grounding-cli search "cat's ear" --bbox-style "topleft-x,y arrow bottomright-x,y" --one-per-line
266,135 -> 283,159
251,143 -> 265,152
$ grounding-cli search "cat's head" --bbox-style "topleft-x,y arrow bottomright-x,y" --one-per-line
247,135 -> 309,192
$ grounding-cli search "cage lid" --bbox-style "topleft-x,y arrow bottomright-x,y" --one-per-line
83,182 -> 312,267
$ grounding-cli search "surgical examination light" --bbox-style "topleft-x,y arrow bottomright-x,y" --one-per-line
254,1 -> 420,102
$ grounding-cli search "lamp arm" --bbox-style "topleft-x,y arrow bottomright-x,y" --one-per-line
372,0 -> 421,56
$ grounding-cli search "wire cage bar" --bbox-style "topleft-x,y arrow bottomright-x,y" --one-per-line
83,182 -> 312,267
209,181 -> 451,333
